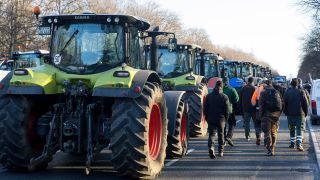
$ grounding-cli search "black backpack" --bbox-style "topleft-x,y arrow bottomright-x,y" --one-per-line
265,88 -> 282,112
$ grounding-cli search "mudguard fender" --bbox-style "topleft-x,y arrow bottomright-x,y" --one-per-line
164,91 -> 187,136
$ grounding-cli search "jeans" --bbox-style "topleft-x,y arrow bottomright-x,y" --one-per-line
287,116 -> 305,145
262,116 -> 280,151
224,113 -> 236,139
208,120 -> 226,152
243,111 -> 260,139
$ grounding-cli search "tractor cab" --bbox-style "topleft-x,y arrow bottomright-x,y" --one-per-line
39,14 -> 149,74
195,51 -> 220,79
263,66 -> 272,79
154,44 -> 201,78
221,60 -> 240,78
0,50 -> 49,71
253,64 -> 263,78
240,61 -> 253,78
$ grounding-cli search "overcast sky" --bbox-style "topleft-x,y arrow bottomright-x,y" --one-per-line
140,0 -> 312,77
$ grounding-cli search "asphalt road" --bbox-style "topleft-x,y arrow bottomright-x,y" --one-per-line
0,115 -> 319,180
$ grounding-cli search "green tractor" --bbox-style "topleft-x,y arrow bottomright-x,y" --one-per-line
146,41 -> 208,138
142,31 -> 188,158
0,12 -> 169,178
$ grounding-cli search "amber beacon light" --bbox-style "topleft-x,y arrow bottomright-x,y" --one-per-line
33,6 -> 41,19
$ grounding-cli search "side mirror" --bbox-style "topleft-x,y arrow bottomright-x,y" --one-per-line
168,37 -> 177,52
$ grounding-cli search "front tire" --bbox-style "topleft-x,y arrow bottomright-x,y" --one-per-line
187,83 -> 208,137
109,82 -> 168,179
0,95 -> 49,171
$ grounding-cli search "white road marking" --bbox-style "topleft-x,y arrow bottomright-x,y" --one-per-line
307,116 -> 320,170
165,148 -> 195,167
165,159 -> 179,167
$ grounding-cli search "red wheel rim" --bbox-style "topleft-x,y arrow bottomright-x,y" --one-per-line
201,96 -> 207,127
180,111 -> 187,146
149,104 -> 162,160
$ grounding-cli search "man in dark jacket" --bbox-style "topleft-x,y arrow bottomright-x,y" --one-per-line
223,77 -> 239,146
239,77 -> 260,141
204,80 -> 231,158
259,80 -> 283,156
284,78 -> 309,151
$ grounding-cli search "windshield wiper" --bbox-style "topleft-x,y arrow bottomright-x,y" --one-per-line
60,30 -> 79,54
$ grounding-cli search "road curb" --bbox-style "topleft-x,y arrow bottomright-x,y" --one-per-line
307,117 -> 320,170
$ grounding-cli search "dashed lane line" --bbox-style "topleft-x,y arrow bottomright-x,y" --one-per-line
165,148 -> 195,167
166,119 -> 240,167
307,116 -> 320,170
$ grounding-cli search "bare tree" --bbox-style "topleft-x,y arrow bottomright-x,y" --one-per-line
0,0 -> 37,54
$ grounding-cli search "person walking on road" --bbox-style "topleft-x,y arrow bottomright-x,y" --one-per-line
284,78 -> 309,151
223,77 -> 239,146
259,79 -> 283,156
251,78 -> 266,145
239,77 -> 260,141
204,80 -> 231,158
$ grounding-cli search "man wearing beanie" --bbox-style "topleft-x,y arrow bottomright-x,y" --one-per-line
222,77 -> 239,146
204,80 -> 231,158
284,78 -> 309,151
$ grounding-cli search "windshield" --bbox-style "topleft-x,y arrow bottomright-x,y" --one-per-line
52,24 -> 124,74
14,54 -> 43,69
256,67 -> 262,77
205,56 -> 218,78
224,63 -> 237,78
194,56 -> 218,77
158,48 -> 189,78
242,64 -> 252,77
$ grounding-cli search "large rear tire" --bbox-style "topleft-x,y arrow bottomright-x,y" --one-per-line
0,95 -> 49,171
166,98 -> 188,158
187,83 -> 208,137
109,82 -> 168,179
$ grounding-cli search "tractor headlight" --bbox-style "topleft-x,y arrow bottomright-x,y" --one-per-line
113,71 -> 130,77
186,75 -> 195,80
14,69 -> 28,76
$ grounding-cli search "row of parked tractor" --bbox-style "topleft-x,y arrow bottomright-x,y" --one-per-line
0,8 -> 275,179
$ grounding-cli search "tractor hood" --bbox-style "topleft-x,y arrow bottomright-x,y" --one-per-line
7,64 -> 142,96
162,74 -> 205,91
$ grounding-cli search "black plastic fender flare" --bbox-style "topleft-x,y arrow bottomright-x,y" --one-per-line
93,70 -> 162,98
164,91 -> 187,136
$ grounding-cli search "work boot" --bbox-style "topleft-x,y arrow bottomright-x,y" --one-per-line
256,138 -> 261,146
246,136 -> 250,141
226,137 -> 234,146
209,147 -> 216,159
289,143 -> 295,148
218,151 -> 224,157
297,144 -> 304,151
